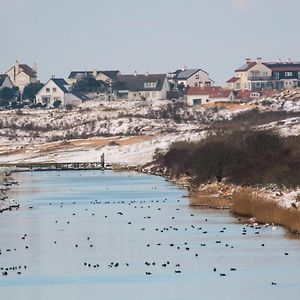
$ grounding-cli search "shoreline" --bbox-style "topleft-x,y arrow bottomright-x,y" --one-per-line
136,163 -> 300,236
3,165 -> 300,236
0,168 -> 20,213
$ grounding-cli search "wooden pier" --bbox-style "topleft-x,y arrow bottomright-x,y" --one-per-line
0,162 -> 112,172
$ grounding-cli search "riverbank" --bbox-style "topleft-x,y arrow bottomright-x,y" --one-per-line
0,168 -> 19,213
138,163 -> 300,235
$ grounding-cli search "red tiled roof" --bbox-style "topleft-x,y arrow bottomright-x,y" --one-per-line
227,77 -> 240,83
209,90 -> 232,99
187,86 -> 222,96
235,62 -> 256,72
187,87 -> 232,99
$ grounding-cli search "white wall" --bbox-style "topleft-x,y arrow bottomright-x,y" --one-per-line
0,76 -> 14,89
36,80 -> 65,107
187,94 -> 210,106
186,70 -> 213,88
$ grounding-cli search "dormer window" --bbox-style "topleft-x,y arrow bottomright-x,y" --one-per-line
144,82 -> 157,88
285,72 -> 292,77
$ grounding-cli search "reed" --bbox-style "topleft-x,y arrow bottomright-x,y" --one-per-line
232,188 -> 300,234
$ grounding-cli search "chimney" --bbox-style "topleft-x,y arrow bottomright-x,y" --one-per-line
287,58 -> 291,64
32,63 -> 37,73
245,58 -> 251,63
134,70 -> 137,76
182,66 -> 187,72
93,69 -> 97,77
256,57 -> 262,64
15,60 -> 20,75
145,71 -> 149,76
51,75 -> 55,79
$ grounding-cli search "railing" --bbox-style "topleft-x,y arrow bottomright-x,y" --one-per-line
248,76 -> 273,81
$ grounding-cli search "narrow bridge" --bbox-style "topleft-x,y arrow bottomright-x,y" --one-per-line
0,162 -> 112,172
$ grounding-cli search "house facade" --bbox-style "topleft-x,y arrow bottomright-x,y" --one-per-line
0,74 -> 14,89
186,87 -> 235,106
168,68 -> 214,88
5,61 -> 37,92
114,73 -> 170,101
227,58 -> 300,91
36,78 -> 85,107
68,70 -> 120,85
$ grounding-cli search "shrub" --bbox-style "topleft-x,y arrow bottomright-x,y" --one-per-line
157,129 -> 300,187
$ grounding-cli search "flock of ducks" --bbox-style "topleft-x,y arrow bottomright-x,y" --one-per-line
0,173 -> 293,288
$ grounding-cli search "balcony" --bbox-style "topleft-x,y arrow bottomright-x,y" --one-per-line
248,76 -> 273,81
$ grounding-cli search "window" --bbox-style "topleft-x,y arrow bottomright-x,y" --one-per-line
274,72 -> 279,80
53,88 -> 57,92
195,75 -> 199,79
205,82 -> 211,87
46,88 -> 50,92
144,82 -> 157,88
194,83 -> 198,87
285,72 -> 292,77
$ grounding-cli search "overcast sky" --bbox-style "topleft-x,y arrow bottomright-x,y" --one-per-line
1,0 -> 300,85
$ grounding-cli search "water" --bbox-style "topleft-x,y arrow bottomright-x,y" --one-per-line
0,170 -> 299,300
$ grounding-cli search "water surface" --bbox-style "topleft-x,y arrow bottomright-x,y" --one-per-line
0,170 -> 299,299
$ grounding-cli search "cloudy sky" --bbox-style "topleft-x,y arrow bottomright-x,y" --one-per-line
1,0 -> 300,84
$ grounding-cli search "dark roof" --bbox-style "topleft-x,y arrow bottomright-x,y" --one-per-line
68,70 -> 120,80
101,71 -> 120,81
235,61 -> 300,73
227,77 -> 240,83
265,62 -> 300,72
52,78 -> 70,93
0,74 -> 9,86
19,64 -> 36,77
176,69 -> 205,80
116,74 -> 167,92
68,71 -> 92,79
71,91 -> 89,101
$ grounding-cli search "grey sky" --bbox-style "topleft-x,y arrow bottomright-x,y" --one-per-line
1,0 -> 300,85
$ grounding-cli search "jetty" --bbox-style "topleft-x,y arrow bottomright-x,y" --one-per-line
0,162 -> 112,172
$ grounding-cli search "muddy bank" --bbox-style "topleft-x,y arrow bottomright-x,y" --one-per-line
0,168 -> 19,213
137,163 -> 300,235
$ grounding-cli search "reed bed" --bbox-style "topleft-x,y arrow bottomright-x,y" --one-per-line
232,188 -> 300,234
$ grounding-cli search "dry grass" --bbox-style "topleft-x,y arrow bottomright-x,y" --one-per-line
189,191 -> 232,209
232,188 -> 300,234
202,102 -> 257,112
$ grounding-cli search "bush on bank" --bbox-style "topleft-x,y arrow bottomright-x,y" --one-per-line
157,129 -> 300,188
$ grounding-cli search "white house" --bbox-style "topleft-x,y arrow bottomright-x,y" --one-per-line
36,78 -> 86,107
114,73 -> 170,101
68,70 -> 120,85
186,87 -> 235,106
5,61 -> 37,92
168,68 -> 215,88
0,74 -> 14,89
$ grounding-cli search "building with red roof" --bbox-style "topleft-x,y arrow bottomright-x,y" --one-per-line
186,86 -> 235,106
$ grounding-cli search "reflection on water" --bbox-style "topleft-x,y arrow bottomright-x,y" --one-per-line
0,170 -> 299,300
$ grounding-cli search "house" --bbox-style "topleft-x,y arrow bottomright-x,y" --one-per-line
114,73 -> 170,101
235,90 -> 278,102
68,70 -> 120,85
168,67 -> 215,88
227,58 -> 300,91
0,74 -> 14,89
36,78 -> 87,107
186,87 -> 235,106
5,61 -> 37,92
